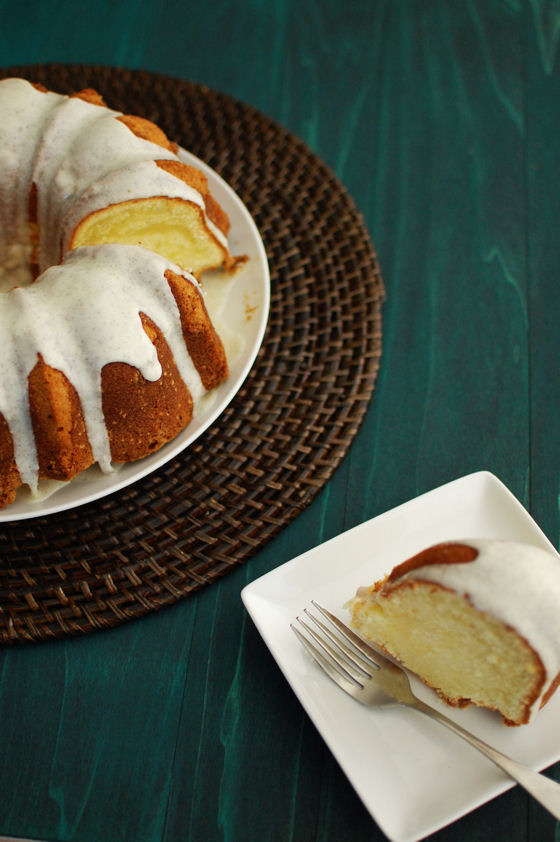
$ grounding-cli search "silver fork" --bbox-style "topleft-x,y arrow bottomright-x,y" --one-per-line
292,601 -> 560,821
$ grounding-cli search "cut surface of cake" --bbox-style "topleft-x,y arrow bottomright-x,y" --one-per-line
347,539 -> 560,725
0,76 -> 245,509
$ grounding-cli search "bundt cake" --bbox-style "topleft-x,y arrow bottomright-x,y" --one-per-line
0,76 -> 244,508
347,539 -> 560,726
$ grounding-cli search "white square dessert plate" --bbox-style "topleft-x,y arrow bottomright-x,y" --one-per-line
241,471 -> 560,842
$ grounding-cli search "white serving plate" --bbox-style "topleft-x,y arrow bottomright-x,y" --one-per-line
241,471 -> 560,842
1,150 -> 269,521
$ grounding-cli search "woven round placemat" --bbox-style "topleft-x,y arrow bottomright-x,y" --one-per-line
0,63 -> 384,644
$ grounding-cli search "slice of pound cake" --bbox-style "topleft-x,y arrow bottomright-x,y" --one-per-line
347,539 -> 560,725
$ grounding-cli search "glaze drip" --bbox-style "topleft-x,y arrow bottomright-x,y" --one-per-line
0,244 -> 205,491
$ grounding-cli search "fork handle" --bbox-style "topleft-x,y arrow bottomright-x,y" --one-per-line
411,697 -> 560,820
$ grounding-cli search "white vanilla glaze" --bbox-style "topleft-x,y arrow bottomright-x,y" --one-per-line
0,79 -> 63,264
0,244 -> 206,492
389,538 -> 560,715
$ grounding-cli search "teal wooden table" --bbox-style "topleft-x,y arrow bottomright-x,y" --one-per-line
0,1 -> 559,840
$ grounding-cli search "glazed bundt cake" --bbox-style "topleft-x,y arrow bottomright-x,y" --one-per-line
347,539 -> 560,726
0,77 -> 243,508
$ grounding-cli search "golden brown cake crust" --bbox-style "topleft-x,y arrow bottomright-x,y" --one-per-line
155,159 -> 230,236
72,88 -> 107,107
542,671 -> 560,707
387,542 -> 479,584
165,269 -> 229,390
118,114 -> 178,154
102,314 -> 195,462
0,415 -> 21,508
29,355 -> 94,480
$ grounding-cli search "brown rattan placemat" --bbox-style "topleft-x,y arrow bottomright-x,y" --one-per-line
0,63 -> 384,643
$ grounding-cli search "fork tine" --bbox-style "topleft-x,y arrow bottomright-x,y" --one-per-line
303,609 -> 375,677
296,615 -> 367,683
290,623 -> 364,698
312,600 -> 396,669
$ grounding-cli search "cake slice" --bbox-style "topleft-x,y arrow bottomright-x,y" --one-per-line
62,159 -> 238,278
347,539 -> 560,725
28,86 -> 238,277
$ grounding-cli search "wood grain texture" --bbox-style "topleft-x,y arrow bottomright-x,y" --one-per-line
0,0 -> 559,840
